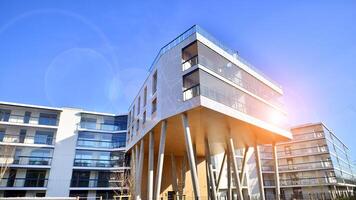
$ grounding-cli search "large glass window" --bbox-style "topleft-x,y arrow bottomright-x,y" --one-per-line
39,113 -> 57,126
182,41 -> 198,71
0,128 -> 5,142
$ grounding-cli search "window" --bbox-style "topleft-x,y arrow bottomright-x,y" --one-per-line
183,69 -> 200,100
24,170 -> 46,187
35,131 -> 54,145
0,109 -> 11,122
80,117 -> 97,130
143,111 -> 146,124
152,98 -> 157,114
39,113 -> 57,126
136,119 -> 140,131
152,71 -> 157,94
143,87 -> 147,106
24,111 -> 31,124
132,106 -> 135,123
137,97 -> 141,115
19,129 -> 26,143
0,128 -> 5,142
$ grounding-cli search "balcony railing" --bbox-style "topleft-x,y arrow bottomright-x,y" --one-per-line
280,176 -> 337,186
0,134 -> 54,145
183,84 -> 200,101
0,114 -> 58,126
77,139 -> 126,149
70,179 -> 125,187
291,131 -> 325,141
78,122 -> 126,132
11,156 -> 52,166
73,158 -> 125,168
0,178 -> 48,187
182,55 -> 198,71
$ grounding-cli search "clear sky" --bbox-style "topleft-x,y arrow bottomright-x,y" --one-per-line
0,1 -> 356,159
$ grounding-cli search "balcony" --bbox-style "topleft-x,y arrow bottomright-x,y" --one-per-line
70,179 -> 124,188
73,158 -> 125,168
278,145 -> 329,157
0,178 -> 48,188
78,122 -> 126,132
0,114 -> 58,126
0,134 -> 54,146
77,139 -> 126,149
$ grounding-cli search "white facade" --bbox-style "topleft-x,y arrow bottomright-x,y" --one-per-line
0,102 -> 128,199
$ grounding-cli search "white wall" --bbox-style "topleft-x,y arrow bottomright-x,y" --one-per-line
46,108 -> 81,197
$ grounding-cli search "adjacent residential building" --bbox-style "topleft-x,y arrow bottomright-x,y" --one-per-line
0,102 -> 128,198
261,122 -> 356,199
126,25 -> 291,200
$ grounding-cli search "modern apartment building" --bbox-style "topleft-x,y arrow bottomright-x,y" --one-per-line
261,122 -> 356,199
126,25 -> 292,200
0,102 -> 128,198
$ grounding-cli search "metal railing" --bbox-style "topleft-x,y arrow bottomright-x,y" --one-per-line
11,156 -> 52,165
182,55 -> 198,71
73,158 -> 125,168
0,114 -> 58,126
0,177 -> 48,187
280,176 -> 337,186
183,84 -> 200,101
279,160 -> 333,171
0,134 -> 54,145
278,145 -> 329,157
70,178 -> 125,187
78,122 -> 126,132
77,139 -> 126,149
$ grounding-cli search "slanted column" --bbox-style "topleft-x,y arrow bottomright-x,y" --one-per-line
227,138 -> 243,200
240,147 -> 249,184
254,144 -> 265,200
272,142 -> 280,200
205,139 -> 217,200
136,140 -> 145,200
147,131 -> 154,200
181,113 -> 201,200
226,149 -> 232,200
154,120 -> 167,200
216,152 -> 226,193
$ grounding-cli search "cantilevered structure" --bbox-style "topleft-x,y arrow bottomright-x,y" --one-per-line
126,25 -> 292,200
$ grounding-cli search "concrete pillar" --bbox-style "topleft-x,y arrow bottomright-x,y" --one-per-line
227,138 -> 243,200
205,139 -> 217,200
181,113 -> 201,199
136,140 -> 144,200
240,147 -> 249,185
216,152 -> 226,192
254,144 -> 265,200
147,131 -> 154,200
227,149 -> 232,200
272,142 -> 280,200
171,154 -> 179,193
154,120 -> 167,200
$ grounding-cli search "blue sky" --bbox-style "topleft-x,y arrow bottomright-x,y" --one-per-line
0,1 -> 356,158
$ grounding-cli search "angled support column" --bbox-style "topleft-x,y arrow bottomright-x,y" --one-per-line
254,144 -> 265,200
205,139 -> 217,200
147,131 -> 154,200
227,138 -> 243,200
179,154 -> 187,200
171,154 -> 179,193
272,142 -> 280,200
136,140 -> 145,200
154,120 -> 167,200
226,149 -> 232,200
181,113 -> 201,200
240,147 -> 249,184
216,152 -> 226,192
